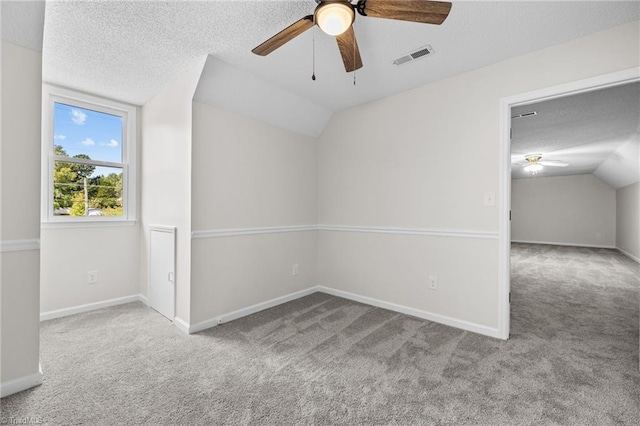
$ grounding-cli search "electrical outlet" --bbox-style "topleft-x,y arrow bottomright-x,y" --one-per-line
87,271 -> 98,284
429,275 -> 438,290
292,264 -> 299,276
596,232 -> 602,239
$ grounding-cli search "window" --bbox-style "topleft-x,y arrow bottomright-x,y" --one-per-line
42,85 -> 136,224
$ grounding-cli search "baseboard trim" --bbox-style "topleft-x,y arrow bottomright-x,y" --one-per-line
186,286 -> 319,334
0,239 -> 40,252
1,367 -> 43,398
176,285 -> 499,338
173,317 -> 190,334
317,286 -> 501,339
40,294 -> 146,321
38,288 -> 501,340
617,247 -> 640,264
512,240 -> 616,249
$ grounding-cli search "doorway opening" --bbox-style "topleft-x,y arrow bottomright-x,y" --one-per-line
498,68 -> 640,339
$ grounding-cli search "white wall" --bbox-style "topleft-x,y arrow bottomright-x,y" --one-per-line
511,174 -> 616,247
40,226 -> 141,314
1,41 -> 42,392
317,21 -> 640,334
140,60 -> 205,324
39,95 -> 142,317
190,102 -> 317,324
616,181 -> 640,261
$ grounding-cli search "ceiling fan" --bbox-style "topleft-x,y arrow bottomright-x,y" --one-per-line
252,0 -> 453,72
515,154 -> 569,174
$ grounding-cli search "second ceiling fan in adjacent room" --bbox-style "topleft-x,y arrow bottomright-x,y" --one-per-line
515,154 -> 569,175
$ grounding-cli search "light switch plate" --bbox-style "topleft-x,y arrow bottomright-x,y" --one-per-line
483,192 -> 496,207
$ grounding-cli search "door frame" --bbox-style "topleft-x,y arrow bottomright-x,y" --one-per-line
497,67 -> 640,340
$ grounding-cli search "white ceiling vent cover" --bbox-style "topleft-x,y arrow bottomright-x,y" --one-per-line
393,45 -> 434,66
512,111 -> 538,119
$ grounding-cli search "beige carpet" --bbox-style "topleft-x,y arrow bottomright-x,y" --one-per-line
1,243 -> 638,425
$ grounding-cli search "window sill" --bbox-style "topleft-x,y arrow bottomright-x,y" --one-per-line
41,220 -> 137,230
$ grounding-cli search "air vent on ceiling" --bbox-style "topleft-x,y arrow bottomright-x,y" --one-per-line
393,44 -> 434,66
511,111 -> 538,119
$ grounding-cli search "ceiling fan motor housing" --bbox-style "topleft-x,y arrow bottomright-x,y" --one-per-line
525,154 -> 542,163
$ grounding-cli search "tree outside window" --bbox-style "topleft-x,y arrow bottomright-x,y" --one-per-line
50,101 -> 127,218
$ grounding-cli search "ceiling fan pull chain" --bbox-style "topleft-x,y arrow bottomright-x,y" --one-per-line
353,19 -> 357,86
312,25 -> 316,81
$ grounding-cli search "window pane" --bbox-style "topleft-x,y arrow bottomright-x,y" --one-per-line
53,102 -> 123,163
53,161 -> 124,217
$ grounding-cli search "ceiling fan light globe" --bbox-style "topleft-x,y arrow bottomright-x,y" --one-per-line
524,164 -> 543,173
316,2 -> 355,36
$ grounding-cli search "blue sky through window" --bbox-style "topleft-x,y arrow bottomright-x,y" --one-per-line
53,103 -> 123,177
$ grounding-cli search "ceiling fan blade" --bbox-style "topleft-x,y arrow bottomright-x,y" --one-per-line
336,26 -> 363,72
358,0 -> 452,25
252,15 -> 314,56
539,161 -> 568,167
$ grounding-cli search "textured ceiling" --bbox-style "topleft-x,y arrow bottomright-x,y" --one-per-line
39,0 -> 640,113
1,0 -> 45,51
511,82 -> 640,188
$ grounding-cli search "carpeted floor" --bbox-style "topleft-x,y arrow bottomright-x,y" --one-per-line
1,243 -> 639,425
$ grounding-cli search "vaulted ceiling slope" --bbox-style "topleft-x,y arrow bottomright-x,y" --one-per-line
3,1 -> 640,137
194,56 -> 333,137
511,82 -> 640,189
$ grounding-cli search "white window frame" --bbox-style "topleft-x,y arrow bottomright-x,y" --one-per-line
41,84 -> 137,226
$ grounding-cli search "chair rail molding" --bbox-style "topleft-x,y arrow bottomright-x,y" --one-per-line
317,225 -> 499,239
0,239 -> 40,252
192,225 -> 499,240
191,225 -> 317,239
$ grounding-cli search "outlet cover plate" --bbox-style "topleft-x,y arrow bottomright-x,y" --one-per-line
429,275 -> 438,290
